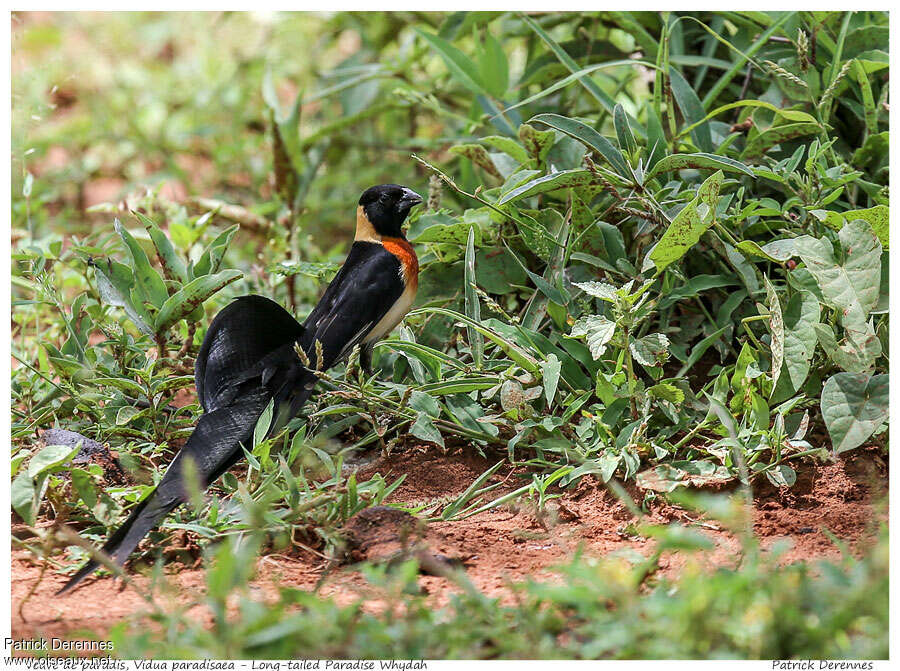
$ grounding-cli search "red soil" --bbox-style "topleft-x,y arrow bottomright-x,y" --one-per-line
11,445 -> 887,646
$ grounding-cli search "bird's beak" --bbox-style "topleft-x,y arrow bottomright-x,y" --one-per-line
398,188 -> 424,213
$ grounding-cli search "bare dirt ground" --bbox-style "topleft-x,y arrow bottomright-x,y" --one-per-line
11,445 -> 888,645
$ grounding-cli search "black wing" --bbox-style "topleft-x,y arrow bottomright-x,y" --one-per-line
300,241 -> 404,370
195,295 -> 306,413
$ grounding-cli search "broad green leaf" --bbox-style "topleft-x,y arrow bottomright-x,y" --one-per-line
630,333 -> 670,367
737,238 -> 797,263
497,169 -> 593,205
28,443 -> 81,478
480,136 -> 530,164
570,315 -> 616,360
408,213 -> 482,245
408,390 -> 441,417
475,247 -> 528,294
154,269 -> 242,333
574,281 -> 617,302
821,373 -> 888,454
647,383 -> 684,405
814,322 -> 882,374
765,465 -> 797,488
794,219 -> 881,331
821,205 -> 889,249
115,405 -> 143,426
415,29 -> 488,96
772,290 -> 820,401
649,170 -> 723,272
11,471 -> 36,526
647,152 -> 755,179
668,67 -> 713,152
529,113 -> 628,176
410,411 -> 445,448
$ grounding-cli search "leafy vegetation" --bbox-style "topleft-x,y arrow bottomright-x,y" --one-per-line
11,11 -> 888,659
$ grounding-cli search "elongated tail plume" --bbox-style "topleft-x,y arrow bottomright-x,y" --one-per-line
58,296 -> 311,594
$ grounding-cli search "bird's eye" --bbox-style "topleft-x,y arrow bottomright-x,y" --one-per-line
379,194 -> 390,203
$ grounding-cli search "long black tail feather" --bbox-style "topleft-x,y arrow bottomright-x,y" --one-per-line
57,295 -> 313,594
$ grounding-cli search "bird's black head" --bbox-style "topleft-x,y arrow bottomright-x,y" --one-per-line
358,184 -> 423,239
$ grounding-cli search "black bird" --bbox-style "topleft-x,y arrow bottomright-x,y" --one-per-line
59,184 -> 423,593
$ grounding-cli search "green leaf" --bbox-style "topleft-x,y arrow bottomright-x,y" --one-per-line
92,259 -> 153,335
415,29 -> 488,96
501,60 -> 653,118
480,136 -> 530,165
478,30 -> 508,98
822,205 -> 889,250
114,218 -> 169,308
497,169 -> 593,205
814,322 -> 882,374
794,219 -> 881,331
134,212 -> 189,283
668,67 -> 712,152
647,383 -> 684,405
765,464 -> 797,488
450,144 -> 501,178
743,122 -> 821,159
737,239 -> 797,263
193,224 -> 239,278
772,290 -> 820,402
570,315 -> 616,360
649,170 -> 723,272
647,152 -> 754,179
821,373 -> 888,454
764,276 -> 784,392
154,269 -> 242,333
28,443 -> 80,478
410,411 -> 445,448
11,471 -> 36,526
574,280 -> 618,302
408,213 -> 482,245
529,113 -> 628,176
418,377 -> 499,396
613,103 -> 637,156
630,333 -> 670,367
254,398 -> 275,447
115,405 -> 144,426
475,247 -> 528,294
541,354 -> 561,409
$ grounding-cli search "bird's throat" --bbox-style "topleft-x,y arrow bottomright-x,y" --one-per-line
355,205 -> 381,243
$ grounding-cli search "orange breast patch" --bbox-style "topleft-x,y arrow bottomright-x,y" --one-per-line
382,237 -> 419,289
